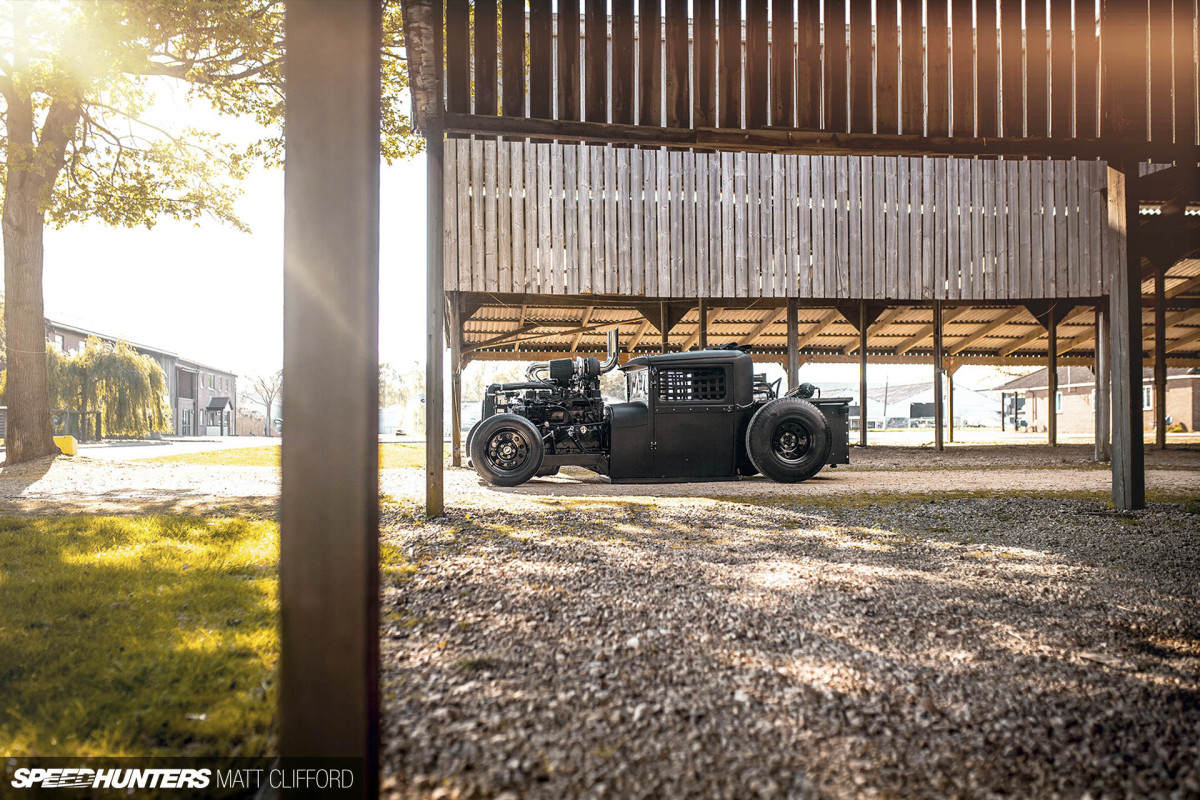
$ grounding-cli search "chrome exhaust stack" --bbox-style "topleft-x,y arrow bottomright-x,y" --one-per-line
599,328 -> 620,373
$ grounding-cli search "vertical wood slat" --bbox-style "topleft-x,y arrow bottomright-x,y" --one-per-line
695,152 -> 709,297
982,158 -> 996,298
629,148 -> 642,294
537,143 -> 552,291
710,154 -> 723,295
578,146 -> 592,293
549,143 -> 562,293
1078,160 -> 1094,296
665,0 -> 691,128
799,157 -> 813,298
557,0 -> 580,121
747,154 -> 761,296
960,158 -> 973,297
528,0 -> 553,119
524,141 -> 537,292
946,158 -> 960,300
1149,0 -> 1174,143
773,154 -> 787,296
721,150 -> 735,295
1074,0 -> 1099,138
718,0 -> 742,127
971,158 -> 984,298
1101,2 -> 1149,141
861,156 -> 875,298
684,151 -> 697,296
901,1 -> 924,135
510,142 -> 525,291
1018,160 -> 1032,297
501,0 -> 527,116
497,141 -> 511,292
563,143 -> 577,294
1000,0 -> 1024,137
759,153 -> 774,297
1054,159 -> 1069,296
826,0 -> 849,133
951,0 -> 974,137
996,160 -> 1009,297
909,157 -> 923,300
669,150 -> 683,294
638,0 -> 662,126
848,156 -> 862,297
1006,159 -> 1020,299
1030,160 -> 1044,295
824,156 -> 838,297
1066,160 -> 1079,295
836,157 -> 850,298
658,148 -> 670,295
877,0 -> 901,135
927,0 -> 950,137
605,146 -> 618,293
771,0 -> 795,127
884,157 -> 898,299
485,140 -> 499,291
1174,0 -> 1198,145
796,1 -> 822,129
735,152 -> 749,296
585,0 -> 607,123
1050,0 -> 1072,137
693,0 -> 717,128
1043,157 -> 1057,296
745,1 -> 769,129
618,148 -> 633,295
611,0 -> 636,124
445,1 -> 470,114
934,156 -> 948,298
811,156 -> 826,297
471,139 -> 485,290
444,137 -> 458,291
849,0 -> 874,134
873,155 -> 886,298
1026,0 -> 1048,137
593,145 -> 606,293
897,157 -> 910,299
977,0 -> 1000,138
474,0 -> 498,115
922,156 -> 935,299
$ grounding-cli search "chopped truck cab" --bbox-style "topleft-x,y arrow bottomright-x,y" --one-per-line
467,331 -> 850,487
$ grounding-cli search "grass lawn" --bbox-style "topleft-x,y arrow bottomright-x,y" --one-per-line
145,443 -> 446,469
0,515 -> 279,756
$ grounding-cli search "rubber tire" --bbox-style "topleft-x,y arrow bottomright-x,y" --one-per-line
469,414 -> 545,487
464,419 -> 483,468
745,398 -> 832,483
535,465 -> 560,478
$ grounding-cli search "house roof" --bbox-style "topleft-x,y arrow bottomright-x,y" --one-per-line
996,365 -> 1199,391
206,396 -> 233,411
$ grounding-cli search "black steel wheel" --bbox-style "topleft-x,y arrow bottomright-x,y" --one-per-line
469,414 -> 545,487
464,419 -> 483,468
745,398 -> 831,483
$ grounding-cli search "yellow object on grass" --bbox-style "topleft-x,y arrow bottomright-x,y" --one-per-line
53,435 -> 77,456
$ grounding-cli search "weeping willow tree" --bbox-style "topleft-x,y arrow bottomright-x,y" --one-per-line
42,338 -> 171,439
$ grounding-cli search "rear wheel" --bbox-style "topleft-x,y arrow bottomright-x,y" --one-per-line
470,414 -> 545,487
745,398 -> 831,483
464,419 -> 483,468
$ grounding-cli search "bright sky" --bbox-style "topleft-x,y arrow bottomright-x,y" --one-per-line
36,80 -> 1020,392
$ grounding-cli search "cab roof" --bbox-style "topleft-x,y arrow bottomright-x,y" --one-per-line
622,349 -> 753,370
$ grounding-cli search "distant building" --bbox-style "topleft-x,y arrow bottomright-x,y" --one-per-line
44,319 -> 238,437
822,380 -> 1001,429
996,366 -> 1200,434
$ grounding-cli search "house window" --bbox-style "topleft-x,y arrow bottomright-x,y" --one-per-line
208,374 -> 215,389
1143,386 -> 1153,410
1055,391 -> 1063,414
54,334 -> 65,351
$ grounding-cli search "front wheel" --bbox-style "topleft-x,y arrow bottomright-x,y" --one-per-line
745,398 -> 831,483
469,414 -> 545,487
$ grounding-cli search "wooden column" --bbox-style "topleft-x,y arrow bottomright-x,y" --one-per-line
1000,392 -> 1006,432
1154,267 -> 1167,449
1095,302 -> 1111,462
660,300 -> 669,353
449,297 -> 463,467
1047,304 -> 1058,447
858,301 -> 868,446
786,298 -> 799,389
1107,166 -> 1145,510
281,0 -> 381,786
947,363 -> 956,443
698,299 -> 709,350
933,301 -> 944,451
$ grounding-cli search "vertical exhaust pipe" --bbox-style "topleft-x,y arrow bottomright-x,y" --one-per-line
600,328 -> 620,372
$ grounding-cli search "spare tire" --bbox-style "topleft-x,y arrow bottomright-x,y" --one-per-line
464,419 -> 483,468
470,413 -> 545,487
745,398 -> 832,483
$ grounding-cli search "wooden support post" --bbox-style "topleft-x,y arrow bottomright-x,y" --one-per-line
449,297 -> 463,467
659,300 -> 669,353
1095,302 -> 1111,462
1047,304 -> 1058,447
933,301 -> 944,451
786,298 -> 799,389
1000,392 -> 1006,432
858,301 -> 867,446
426,127 -> 445,514
1107,166 -> 1145,511
698,299 -> 708,350
281,0 -> 381,785
1154,268 -> 1167,449
947,364 -> 955,443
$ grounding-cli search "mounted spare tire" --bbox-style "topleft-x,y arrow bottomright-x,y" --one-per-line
464,419 -> 483,468
470,413 -> 545,487
745,398 -> 832,483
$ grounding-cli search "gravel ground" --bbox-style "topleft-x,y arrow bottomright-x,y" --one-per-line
380,494 -> 1200,799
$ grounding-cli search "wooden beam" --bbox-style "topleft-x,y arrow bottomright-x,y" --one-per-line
449,299 -> 463,466
698,299 -> 709,350
1167,274 -> 1200,298
682,306 -> 723,351
1048,304 -> 1058,446
934,301 -> 945,450
858,301 -> 867,446
786,299 -> 799,388
894,306 -> 973,355
998,306 -> 1090,356
282,0 -> 381,784
795,309 -> 843,351
1096,302 -> 1111,461
739,308 -> 786,345
627,318 -> 653,351
1154,269 -> 1167,448
571,306 -> 595,351
467,317 -> 643,353
947,307 -> 1026,354
845,306 -> 906,353
1109,165 -> 1145,511
1166,325 -> 1200,352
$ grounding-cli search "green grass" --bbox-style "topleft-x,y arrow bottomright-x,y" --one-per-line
0,515 -> 279,756
144,443 -> 446,469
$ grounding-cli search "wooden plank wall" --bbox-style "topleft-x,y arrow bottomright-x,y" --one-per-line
443,2 -> 1199,150
445,139 -> 1111,301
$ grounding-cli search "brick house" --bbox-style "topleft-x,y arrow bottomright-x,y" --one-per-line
997,366 -> 1200,435
44,319 -> 238,437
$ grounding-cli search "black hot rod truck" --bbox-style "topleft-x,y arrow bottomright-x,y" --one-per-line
467,331 -> 850,487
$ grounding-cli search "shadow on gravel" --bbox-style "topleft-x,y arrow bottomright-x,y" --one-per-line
380,495 -> 1200,799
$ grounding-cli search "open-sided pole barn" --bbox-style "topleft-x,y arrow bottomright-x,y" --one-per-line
277,0 -> 1200,780
402,0 -> 1200,516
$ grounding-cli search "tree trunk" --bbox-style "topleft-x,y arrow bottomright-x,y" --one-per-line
2,161 -> 57,464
